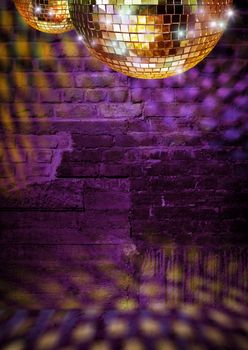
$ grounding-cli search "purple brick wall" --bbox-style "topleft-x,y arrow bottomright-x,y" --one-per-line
0,0 -> 247,244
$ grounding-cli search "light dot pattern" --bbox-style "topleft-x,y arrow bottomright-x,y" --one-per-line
69,0 -> 232,79
14,0 -> 74,34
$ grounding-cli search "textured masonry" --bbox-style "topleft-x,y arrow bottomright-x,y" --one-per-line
0,0 -> 248,244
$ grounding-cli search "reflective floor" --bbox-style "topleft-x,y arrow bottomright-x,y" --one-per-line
0,244 -> 248,349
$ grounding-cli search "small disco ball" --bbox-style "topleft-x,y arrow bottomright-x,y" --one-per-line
69,0 -> 233,79
14,0 -> 74,34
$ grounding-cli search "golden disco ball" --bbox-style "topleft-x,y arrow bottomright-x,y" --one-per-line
14,0 -> 74,34
69,0 -> 233,79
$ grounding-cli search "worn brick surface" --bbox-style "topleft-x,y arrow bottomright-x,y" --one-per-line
0,179 -> 84,210
0,1 -> 248,244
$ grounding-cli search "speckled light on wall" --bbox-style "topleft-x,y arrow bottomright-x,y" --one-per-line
14,0 -> 74,33
69,0 -> 233,79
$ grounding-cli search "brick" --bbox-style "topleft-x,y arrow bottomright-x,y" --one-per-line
40,89 -> 61,103
73,135 -> 114,148
100,164 -> 130,177
63,150 -> 101,162
29,150 -> 53,163
0,226 -> 130,244
38,59 -> 59,72
132,176 -> 197,192
84,58 -> 107,71
57,132 -> 72,148
3,150 -> 27,163
58,58 -> 84,72
102,149 -> 124,162
55,104 -> 97,118
29,164 -> 51,177
85,89 -> 106,103
84,191 -> 130,210
84,178 -> 130,192
144,103 -> 199,117
75,73 -> 127,88
12,103 -> 54,118
31,73 -> 74,88
15,89 -> 38,102
108,89 -> 129,102
63,89 -> 84,103
57,163 -> 99,177
43,42 -> 82,58
130,79 -> 163,89
100,164 -> 142,177
0,136 -> 16,148
0,179 -> 84,210
152,88 -> 175,103
115,133 -> 158,147
175,88 -> 201,102
131,88 -> 151,103
98,103 -> 142,118
15,135 -> 58,149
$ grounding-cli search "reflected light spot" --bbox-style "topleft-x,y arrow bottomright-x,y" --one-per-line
139,317 -> 162,336
107,318 -> 128,337
227,8 -> 234,17
167,266 -> 182,282
36,331 -> 59,350
140,282 -> 161,297
7,289 -> 37,306
91,287 -> 113,301
210,21 -> 217,27
123,338 -> 145,350
224,297 -> 248,315
201,326 -> 226,346
61,298 -> 81,308
173,320 -> 194,339
1,340 -> 25,350
148,301 -> 168,313
208,309 -> 233,328
71,273 -> 93,284
48,9 -> 55,17
72,323 -> 95,343
90,341 -> 110,350
179,303 -> 201,319
156,339 -> 177,350
35,6 -> 42,14
196,290 -> 212,303
115,298 -> 138,312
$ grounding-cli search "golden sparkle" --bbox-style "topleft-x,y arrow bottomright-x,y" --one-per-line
69,0 -> 233,79
14,0 -> 74,34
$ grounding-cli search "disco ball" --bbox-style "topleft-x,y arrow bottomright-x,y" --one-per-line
14,0 -> 74,34
69,0 -> 233,79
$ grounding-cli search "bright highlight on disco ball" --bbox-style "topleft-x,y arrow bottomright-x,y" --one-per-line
14,0 -> 74,34
69,0 -> 233,79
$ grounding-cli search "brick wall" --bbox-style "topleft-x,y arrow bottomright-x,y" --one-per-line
0,0 -> 247,244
